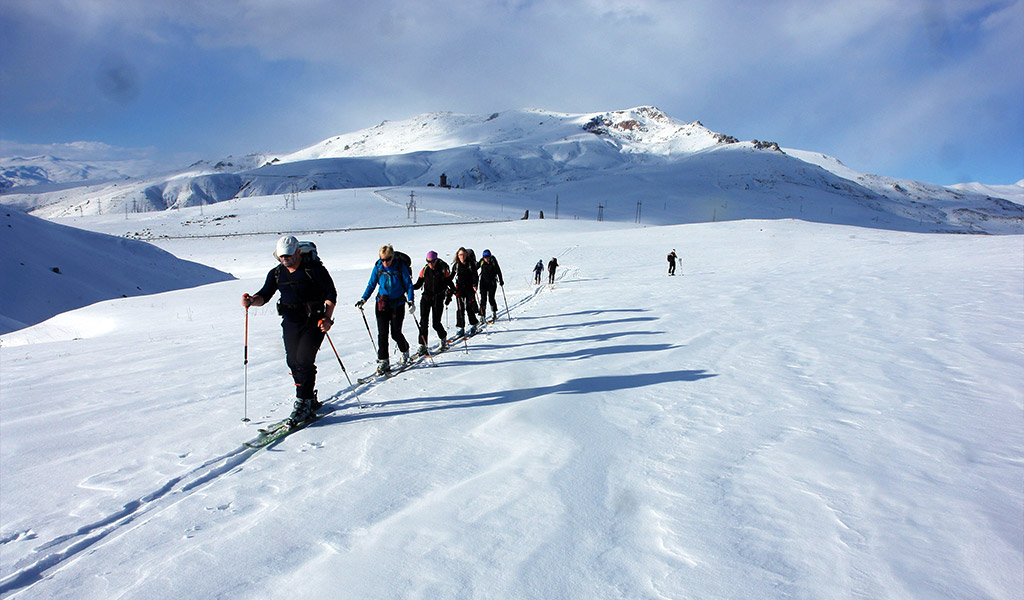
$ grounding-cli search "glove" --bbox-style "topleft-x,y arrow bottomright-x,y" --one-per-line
355,298 -> 366,309
499,280 -> 504,287
407,301 -> 415,314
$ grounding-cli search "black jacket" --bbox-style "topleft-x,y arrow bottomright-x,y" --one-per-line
477,257 -> 504,288
256,256 -> 337,323
413,259 -> 454,299
451,258 -> 479,296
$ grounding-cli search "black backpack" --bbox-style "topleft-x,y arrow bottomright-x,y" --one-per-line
274,241 -> 329,308
376,250 -> 413,296
275,241 -> 324,286
393,250 -> 412,272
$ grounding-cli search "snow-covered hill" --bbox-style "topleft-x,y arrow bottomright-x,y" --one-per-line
274,107 -> 728,161
0,210 -> 233,335
1,193 -> 1021,598
0,155 -> 144,191
3,107 -> 1020,233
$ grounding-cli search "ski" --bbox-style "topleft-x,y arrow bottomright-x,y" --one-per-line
257,420 -> 289,436
356,355 -> 422,385
245,408 -> 332,449
446,323 -> 487,346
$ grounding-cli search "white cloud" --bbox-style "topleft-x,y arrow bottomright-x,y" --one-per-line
0,139 -> 157,162
3,0 -> 1019,183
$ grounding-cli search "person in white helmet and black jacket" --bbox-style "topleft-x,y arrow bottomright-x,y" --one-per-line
242,235 -> 337,426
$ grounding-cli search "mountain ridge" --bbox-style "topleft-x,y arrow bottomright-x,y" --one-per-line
2,107 -> 1021,233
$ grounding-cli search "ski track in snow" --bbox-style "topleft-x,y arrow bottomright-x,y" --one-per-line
0,262 -> 570,597
1,217 -> 1021,599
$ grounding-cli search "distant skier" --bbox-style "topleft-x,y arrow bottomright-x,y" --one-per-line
477,249 -> 504,323
412,250 -> 453,355
533,259 -> 544,285
447,247 -> 480,337
668,249 -> 678,276
547,257 -> 558,284
241,235 -> 337,427
355,244 -> 414,374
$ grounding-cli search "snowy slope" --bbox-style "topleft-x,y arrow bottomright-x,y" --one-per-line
0,155 -> 140,191
1,194 -> 1021,599
0,210 -> 233,335
274,107 -> 725,161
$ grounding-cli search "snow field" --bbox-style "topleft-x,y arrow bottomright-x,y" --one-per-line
1,216 -> 1021,599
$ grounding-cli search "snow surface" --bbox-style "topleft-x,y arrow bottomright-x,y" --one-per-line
0,210 -> 233,335
1,191 -> 1022,599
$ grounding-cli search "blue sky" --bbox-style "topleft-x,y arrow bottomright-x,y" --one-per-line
1,0 -> 1021,185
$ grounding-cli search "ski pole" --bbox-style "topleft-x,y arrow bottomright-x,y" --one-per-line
500,284 -> 511,322
457,296 -> 470,354
358,305 -> 378,356
410,311 -> 436,367
324,329 -> 363,409
242,308 -> 250,422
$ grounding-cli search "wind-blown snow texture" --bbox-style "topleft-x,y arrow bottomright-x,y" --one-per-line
4,107 -> 1021,234
1,186 -> 1021,599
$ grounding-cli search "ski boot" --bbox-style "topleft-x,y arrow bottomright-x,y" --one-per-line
401,350 -> 411,364
309,390 -> 323,413
416,344 -> 427,357
456,328 -> 465,339
469,324 -> 477,336
376,358 -> 390,375
287,397 -> 314,428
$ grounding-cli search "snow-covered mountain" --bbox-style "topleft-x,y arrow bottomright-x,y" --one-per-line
2,107 -> 1021,233
0,155 -> 127,190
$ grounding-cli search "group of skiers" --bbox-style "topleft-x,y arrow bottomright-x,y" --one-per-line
242,236 -> 560,427
534,257 -> 558,284
240,236 -> 679,427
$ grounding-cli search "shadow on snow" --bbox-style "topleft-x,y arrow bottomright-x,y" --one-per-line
320,369 -> 717,426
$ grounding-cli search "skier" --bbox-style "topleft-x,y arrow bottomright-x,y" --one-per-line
355,244 -> 414,374
547,257 -> 559,284
668,249 -> 678,276
412,250 -> 454,355
241,235 -> 337,426
533,259 -> 544,285
477,249 -> 504,323
447,246 -> 480,337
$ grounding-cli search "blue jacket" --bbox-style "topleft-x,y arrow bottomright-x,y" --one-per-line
361,259 -> 414,303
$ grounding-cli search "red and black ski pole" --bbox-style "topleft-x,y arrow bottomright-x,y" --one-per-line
242,308 -> 250,422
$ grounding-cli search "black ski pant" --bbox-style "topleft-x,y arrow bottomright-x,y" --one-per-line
454,293 -> 479,329
668,260 -> 676,275
479,285 -> 498,319
548,269 -> 556,284
282,319 -> 324,400
375,298 -> 410,360
418,294 -> 447,346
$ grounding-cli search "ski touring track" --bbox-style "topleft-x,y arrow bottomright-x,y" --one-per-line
0,245 -> 579,598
